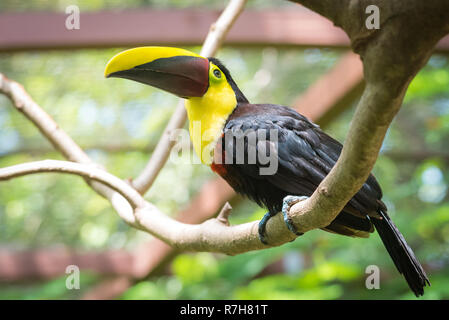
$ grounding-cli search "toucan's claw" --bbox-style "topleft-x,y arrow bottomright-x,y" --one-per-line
282,195 -> 308,237
258,195 -> 307,245
258,211 -> 275,245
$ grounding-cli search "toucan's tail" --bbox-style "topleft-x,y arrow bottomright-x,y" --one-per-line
372,210 -> 430,297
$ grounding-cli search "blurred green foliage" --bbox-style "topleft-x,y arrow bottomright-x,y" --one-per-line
0,272 -> 98,299
1,1 -> 449,301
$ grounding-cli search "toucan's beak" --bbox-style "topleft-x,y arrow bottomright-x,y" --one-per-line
105,47 -> 210,98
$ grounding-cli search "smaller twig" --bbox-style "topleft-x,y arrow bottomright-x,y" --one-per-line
216,202 -> 232,226
131,100 -> 186,194
199,0 -> 247,57
132,0 -> 248,195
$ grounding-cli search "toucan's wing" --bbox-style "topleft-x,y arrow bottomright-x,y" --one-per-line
222,103 -> 383,220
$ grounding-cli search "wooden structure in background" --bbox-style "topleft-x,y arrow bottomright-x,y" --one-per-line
1,9 -> 449,52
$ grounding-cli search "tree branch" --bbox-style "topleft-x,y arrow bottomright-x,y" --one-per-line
131,0 -> 248,194
1,0 -> 298,256
0,160 -> 145,210
0,159 -> 295,254
283,0 -> 449,232
1,0 -> 448,258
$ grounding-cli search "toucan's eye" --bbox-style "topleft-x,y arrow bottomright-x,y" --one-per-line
213,69 -> 221,78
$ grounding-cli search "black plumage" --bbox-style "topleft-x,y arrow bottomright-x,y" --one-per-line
209,58 -> 430,296
221,102 -> 378,235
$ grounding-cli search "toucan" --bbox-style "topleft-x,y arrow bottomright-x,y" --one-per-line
104,46 -> 430,296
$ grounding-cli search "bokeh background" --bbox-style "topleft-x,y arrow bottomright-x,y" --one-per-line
0,0 -> 448,299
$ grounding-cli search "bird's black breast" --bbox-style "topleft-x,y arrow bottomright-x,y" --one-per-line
212,103 -> 385,235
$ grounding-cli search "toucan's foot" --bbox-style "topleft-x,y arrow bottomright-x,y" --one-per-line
282,195 -> 308,236
258,211 -> 275,245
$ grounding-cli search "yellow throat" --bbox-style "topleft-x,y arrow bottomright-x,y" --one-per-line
185,63 -> 237,165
